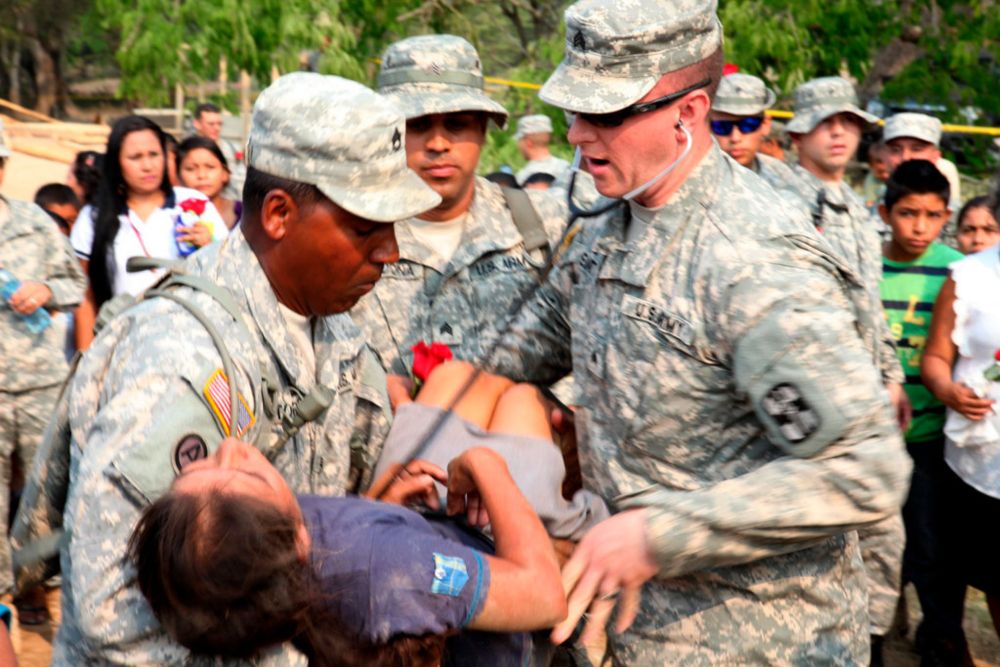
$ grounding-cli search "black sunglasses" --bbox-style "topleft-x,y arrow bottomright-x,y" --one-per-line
710,116 -> 765,136
578,78 -> 712,128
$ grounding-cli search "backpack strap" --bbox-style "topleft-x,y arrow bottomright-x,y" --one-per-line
501,186 -> 549,253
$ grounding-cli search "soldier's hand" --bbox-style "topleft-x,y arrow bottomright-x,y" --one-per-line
366,459 -> 446,509
176,222 -> 212,247
887,383 -> 912,432
551,508 -> 658,645
9,281 -> 52,315
386,374 -> 415,411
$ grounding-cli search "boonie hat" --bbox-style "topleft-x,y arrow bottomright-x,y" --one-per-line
540,0 -> 723,114
883,112 -> 942,147
377,35 -> 508,127
712,73 -> 776,116
0,119 -> 10,158
515,114 -> 554,140
785,76 -> 878,134
246,73 -> 440,223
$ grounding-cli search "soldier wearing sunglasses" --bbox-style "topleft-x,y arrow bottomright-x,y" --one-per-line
709,73 -> 797,185
486,0 -> 909,663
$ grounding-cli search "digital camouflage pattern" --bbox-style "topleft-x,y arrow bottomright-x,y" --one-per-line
539,0 -> 723,114
516,155 -> 572,186
377,35 -> 509,126
0,196 -> 85,595
883,112 -> 943,146
515,114 -> 554,139
769,162 -> 907,636
49,229 -> 392,664
752,152 -> 799,185
350,178 -> 567,376
711,73 -> 776,116
246,72 -> 440,223
0,118 -> 10,157
784,76 -> 879,135
489,145 -> 911,663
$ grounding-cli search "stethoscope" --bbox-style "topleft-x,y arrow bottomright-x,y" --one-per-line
381,119 -> 695,494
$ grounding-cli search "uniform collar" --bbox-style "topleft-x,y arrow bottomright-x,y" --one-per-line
395,177 -> 525,274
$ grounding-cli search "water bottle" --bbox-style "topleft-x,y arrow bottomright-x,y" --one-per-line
0,268 -> 52,334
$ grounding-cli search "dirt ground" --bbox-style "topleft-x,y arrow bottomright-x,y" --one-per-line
13,585 -> 1000,666
0,150 -> 71,202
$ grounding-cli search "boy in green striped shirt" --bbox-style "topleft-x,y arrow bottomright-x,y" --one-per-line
879,159 -> 965,660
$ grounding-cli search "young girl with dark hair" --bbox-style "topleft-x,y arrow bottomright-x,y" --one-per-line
70,115 -> 228,349
130,362 -> 572,666
177,136 -> 242,229
66,150 -> 103,208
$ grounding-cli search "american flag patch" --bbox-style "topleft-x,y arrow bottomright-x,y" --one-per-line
203,369 -> 255,438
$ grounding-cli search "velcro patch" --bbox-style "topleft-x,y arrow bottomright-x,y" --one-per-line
172,434 -> 208,473
761,383 -> 821,444
621,295 -> 695,346
203,368 -> 255,437
431,552 -> 469,597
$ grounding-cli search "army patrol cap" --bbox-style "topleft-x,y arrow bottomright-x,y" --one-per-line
0,119 -> 10,158
377,35 -> 508,128
883,112 -> 942,146
540,0 -> 723,114
712,73 -> 776,116
246,72 -> 440,223
515,114 -> 554,140
785,76 -> 878,134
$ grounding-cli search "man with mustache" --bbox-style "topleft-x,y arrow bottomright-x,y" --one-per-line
486,1 -> 911,663
351,35 -> 567,380
773,76 -> 909,665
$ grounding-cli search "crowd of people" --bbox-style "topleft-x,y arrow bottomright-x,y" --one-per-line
1,0 -> 1000,665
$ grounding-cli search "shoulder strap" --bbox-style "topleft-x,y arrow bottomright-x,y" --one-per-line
501,186 -> 549,252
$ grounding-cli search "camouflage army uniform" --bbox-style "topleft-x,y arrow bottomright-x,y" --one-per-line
350,35 -> 568,376
351,177 -> 565,374
772,78 -> 907,637
491,141 -> 911,665
488,1 -> 911,662
49,73 -> 438,665
754,152 -> 798,185
0,195 -> 86,596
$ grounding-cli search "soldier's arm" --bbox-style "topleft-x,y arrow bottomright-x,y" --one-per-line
63,309 -> 297,664
632,260 -> 911,578
30,203 -> 87,309
878,310 -> 906,385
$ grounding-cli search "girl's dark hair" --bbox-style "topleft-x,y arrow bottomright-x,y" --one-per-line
71,150 -> 104,206
176,136 -> 230,178
956,195 -> 995,228
89,115 -> 171,307
129,490 -> 445,667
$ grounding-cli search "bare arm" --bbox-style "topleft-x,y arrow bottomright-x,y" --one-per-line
446,448 -> 566,631
921,277 -> 995,420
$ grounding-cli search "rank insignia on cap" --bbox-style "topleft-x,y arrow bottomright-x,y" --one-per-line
761,383 -> 820,444
173,434 -> 208,473
431,552 -> 469,597
392,127 -> 402,151
203,368 -> 256,438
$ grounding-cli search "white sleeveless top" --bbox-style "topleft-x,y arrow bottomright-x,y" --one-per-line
944,246 -> 1000,498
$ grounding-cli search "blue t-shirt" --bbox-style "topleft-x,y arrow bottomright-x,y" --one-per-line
299,496 -> 489,644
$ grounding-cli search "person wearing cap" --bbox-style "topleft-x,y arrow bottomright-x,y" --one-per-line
514,114 -> 571,186
772,76 -> 909,660
709,72 -> 797,183
0,119 -> 86,646
45,72 -> 441,664
485,1 -> 909,663
351,34 -> 566,380
883,112 -> 962,246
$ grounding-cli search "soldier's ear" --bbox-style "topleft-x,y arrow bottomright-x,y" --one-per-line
260,189 -> 297,240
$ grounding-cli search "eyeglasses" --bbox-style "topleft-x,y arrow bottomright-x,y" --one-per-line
710,117 -> 765,136
578,78 -> 712,129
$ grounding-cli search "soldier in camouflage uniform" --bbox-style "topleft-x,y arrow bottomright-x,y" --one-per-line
486,1 -> 911,664
47,73 -> 440,664
350,35 -> 567,379
709,72 -> 797,183
514,114 -> 572,186
773,78 -> 908,658
0,124 -> 86,640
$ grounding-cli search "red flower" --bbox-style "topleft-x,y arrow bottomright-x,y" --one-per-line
995,348 -> 1000,362
179,198 -> 207,216
411,341 -> 453,382
234,151 -> 245,161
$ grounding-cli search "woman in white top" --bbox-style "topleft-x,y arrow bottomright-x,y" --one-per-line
71,115 -> 226,350
923,244 -> 1000,641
